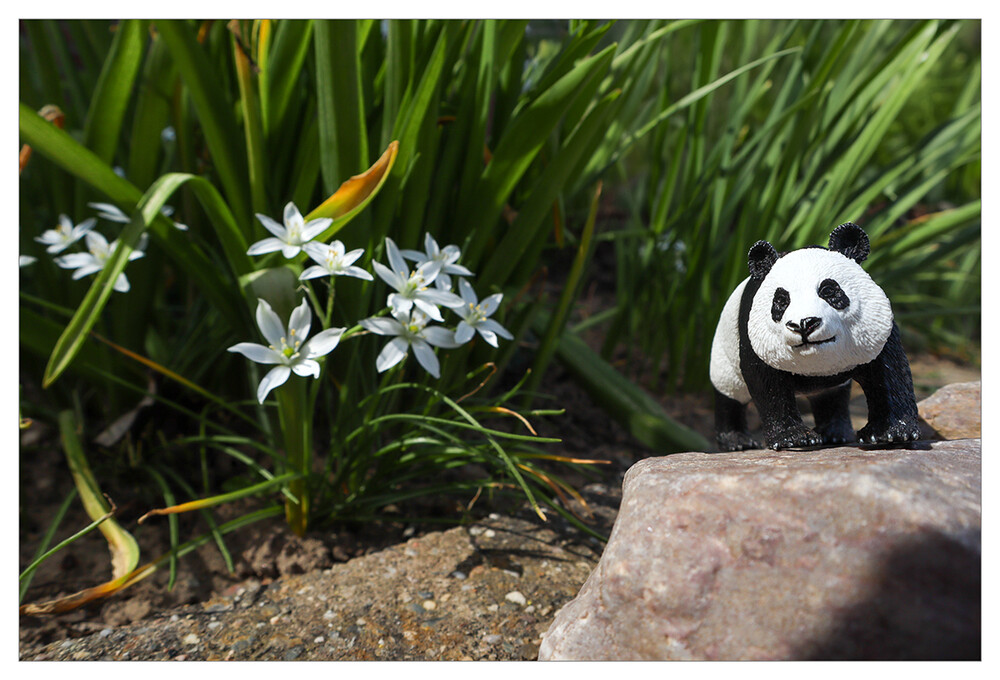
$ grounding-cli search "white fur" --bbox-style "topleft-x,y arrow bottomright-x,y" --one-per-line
710,279 -> 751,403
710,248 -> 894,400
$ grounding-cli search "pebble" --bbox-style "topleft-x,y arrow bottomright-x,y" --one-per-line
208,621 -> 222,630
483,634 -> 503,644
99,628 -> 112,638
170,615 -> 179,622
505,591 -> 527,606
323,609 -> 336,620
451,571 -> 467,580
422,600 -> 437,611
183,633 -> 200,645
314,636 -> 325,644
483,529 -> 496,538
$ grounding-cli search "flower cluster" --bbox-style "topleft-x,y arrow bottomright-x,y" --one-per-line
234,202 -> 512,390
26,209 -> 154,293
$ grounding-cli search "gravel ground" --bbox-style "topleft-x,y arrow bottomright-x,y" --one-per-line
20,485 -> 621,661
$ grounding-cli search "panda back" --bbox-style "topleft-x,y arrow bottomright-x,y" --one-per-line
710,278 -> 751,403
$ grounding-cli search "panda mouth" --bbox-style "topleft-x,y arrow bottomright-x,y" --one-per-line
795,335 -> 836,348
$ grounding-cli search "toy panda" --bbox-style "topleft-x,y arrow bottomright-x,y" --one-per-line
709,222 -> 922,451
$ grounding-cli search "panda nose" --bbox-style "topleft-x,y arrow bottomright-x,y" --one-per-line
786,317 -> 822,338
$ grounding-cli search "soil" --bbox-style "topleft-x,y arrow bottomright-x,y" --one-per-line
18,235 -> 981,659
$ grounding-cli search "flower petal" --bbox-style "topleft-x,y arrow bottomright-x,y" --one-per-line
54,253 -> 97,270
412,298 -> 444,322
424,233 -> 440,258
76,217 -> 98,237
479,293 -> 503,316
71,265 -> 103,280
421,326 -> 461,349
411,339 -> 440,378
227,342 -> 284,364
283,202 -> 303,230
341,266 -> 373,281
300,265 -> 330,280
288,299 -> 312,342
301,217 -> 332,242
257,366 -> 291,403
256,213 -> 287,239
280,243 -> 302,258
85,231 -> 110,253
454,322 -> 475,345
444,262 -> 474,277
113,273 -> 131,293
247,237 -> 286,256
388,293 -> 414,316
476,328 -> 499,348
341,247 -> 364,265
255,299 -> 286,348
479,318 -> 513,340
399,248 -> 425,262
457,278 -> 477,305
291,358 -> 321,378
376,337 -> 409,373
419,288 -> 464,309
385,237 -> 408,276
372,260 -> 404,290
360,317 -> 402,336
303,327 -> 345,358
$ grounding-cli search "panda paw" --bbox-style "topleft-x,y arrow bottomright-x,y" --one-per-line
815,422 -> 857,446
856,419 -> 923,445
716,431 -> 761,452
767,425 -> 823,450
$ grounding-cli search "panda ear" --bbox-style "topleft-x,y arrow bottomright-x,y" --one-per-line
828,222 -> 870,263
747,240 -> 778,280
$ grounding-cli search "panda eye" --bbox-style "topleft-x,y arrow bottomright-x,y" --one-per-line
771,287 -> 790,322
818,278 -> 850,310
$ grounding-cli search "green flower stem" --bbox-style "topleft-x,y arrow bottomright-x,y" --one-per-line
276,375 -> 311,536
325,279 -> 336,329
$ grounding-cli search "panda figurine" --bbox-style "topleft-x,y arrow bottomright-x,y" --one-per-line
709,222 -> 922,451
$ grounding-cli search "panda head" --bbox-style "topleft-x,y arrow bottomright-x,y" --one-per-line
745,223 -> 894,377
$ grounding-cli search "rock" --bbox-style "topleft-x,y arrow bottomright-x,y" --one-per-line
539,439 -> 981,661
918,381 -> 981,440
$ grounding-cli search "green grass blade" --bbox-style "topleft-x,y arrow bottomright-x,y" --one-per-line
155,19 -> 251,232
81,19 -> 146,166
19,489 -> 78,603
263,20 -> 314,136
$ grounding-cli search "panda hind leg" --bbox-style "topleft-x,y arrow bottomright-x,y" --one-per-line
714,389 -> 760,452
807,382 -> 856,446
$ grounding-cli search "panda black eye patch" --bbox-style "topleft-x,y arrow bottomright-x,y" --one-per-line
771,287 -> 790,322
818,278 -> 849,309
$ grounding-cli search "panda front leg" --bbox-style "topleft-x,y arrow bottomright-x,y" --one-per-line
807,382 -> 857,445
747,371 -> 823,450
852,323 -> 922,444
714,389 -> 760,452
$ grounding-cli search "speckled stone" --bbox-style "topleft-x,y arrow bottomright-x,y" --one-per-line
539,439 -> 981,661
918,381 -> 981,440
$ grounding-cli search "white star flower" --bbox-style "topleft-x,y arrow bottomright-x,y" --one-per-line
53,231 -> 146,293
19,255 -> 37,268
360,308 -> 461,378
300,240 -> 373,282
247,202 -> 331,259
227,298 -> 346,403
34,214 -> 97,253
454,279 -> 513,348
89,201 -> 188,231
400,233 -> 474,290
372,238 -> 464,322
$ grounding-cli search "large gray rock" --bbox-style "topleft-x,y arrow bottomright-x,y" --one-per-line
918,381 -> 981,440
539,439 -> 981,660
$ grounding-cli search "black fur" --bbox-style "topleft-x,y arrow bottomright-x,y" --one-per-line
714,228 -> 921,452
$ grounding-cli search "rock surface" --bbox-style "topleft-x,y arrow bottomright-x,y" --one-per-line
538,439 -> 981,660
918,381 -> 981,439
